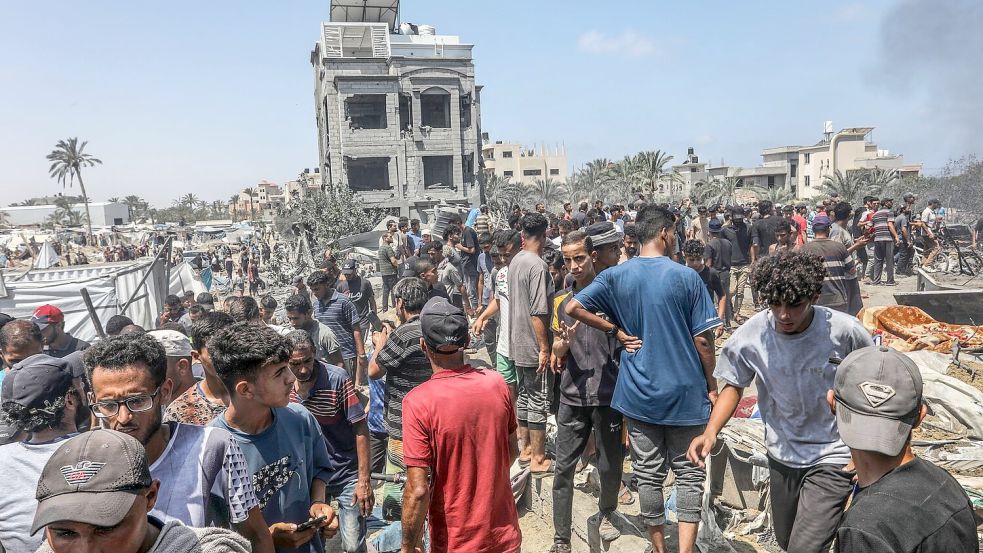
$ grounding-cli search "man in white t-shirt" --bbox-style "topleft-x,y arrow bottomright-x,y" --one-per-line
919,199 -> 942,269
0,355 -> 81,553
472,229 -> 522,403
85,332 -> 275,553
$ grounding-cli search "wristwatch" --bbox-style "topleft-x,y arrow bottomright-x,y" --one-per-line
606,324 -> 619,337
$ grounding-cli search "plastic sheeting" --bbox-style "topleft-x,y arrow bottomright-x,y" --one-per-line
0,260 -> 168,342
168,261 -> 207,298
35,240 -> 59,269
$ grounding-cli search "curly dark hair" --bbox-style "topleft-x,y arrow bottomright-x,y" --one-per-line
392,277 -> 428,312
682,239 -> 706,258
189,311 -> 235,351
83,332 -> 168,389
284,293 -> 313,314
207,322 -> 290,392
520,213 -> 549,238
306,270 -> 336,288
750,250 -> 827,306
1,392 -> 73,434
229,296 -> 260,322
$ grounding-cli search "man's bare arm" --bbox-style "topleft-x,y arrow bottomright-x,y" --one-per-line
400,467 -> 431,553
693,329 -> 717,397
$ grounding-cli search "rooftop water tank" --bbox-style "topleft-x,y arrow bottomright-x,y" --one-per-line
418,24 -> 435,36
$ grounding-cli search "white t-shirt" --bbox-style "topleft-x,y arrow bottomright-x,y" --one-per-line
150,423 -> 258,528
494,265 -> 511,358
0,435 -> 76,553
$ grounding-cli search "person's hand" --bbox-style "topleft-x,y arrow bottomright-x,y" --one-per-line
550,352 -> 565,374
371,326 -> 390,349
310,502 -> 338,539
616,330 -> 643,353
686,431 -> 717,469
354,479 -> 375,517
471,317 -> 487,335
708,389 -> 719,407
715,326 -> 724,339
537,349 -> 550,374
269,522 -> 316,549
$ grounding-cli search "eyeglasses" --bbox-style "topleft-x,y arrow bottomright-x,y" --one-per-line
90,388 -> 161,419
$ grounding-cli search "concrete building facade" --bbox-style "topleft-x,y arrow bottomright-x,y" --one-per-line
0,202 -> 129,227
482,141 -> 568,186
311,4 -> 481,218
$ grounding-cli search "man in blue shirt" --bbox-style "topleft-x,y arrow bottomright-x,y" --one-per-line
307,269 -> 366,387
565,205 -> 721,553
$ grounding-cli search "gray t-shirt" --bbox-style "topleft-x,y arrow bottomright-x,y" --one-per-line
508,250 -> 555,367
282,321 -> 339,363
715,306 -> 873,468
0,435 -> 76,553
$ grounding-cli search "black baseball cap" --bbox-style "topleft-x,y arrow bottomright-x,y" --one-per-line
32,429 -> 153,534
419,297 -> 469,353
0,313 -> 14,329
2,354 -> 75,411
342,259 -> 357,275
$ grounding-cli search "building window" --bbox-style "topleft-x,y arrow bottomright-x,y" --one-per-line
460,93 -> 472,129
804,175 -> 811,187
804,153 -> 810,164
523,169 -> 542,176
502,151 -> 513,158
690,167 -> 697,173
423,156 -> 454,189
790,163 -> 797,178
420,88 -> 451,128
113,218 -> 124,225
767,176 -> 776,188
549,168 -> 560,175
398,93 -> 412,132
346,157 -> 391,191
503,171 -> 513,177
462,154 -> 474,184
345,95 -> 387,129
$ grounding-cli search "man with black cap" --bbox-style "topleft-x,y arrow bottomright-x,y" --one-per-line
400,297 -> 520,553
0,355 -> 82,553
31,305 -> 91,358
32,429 -> 251,553
721,206 -> 751,322
704,218 -> 733,327
829,346 -> 978,552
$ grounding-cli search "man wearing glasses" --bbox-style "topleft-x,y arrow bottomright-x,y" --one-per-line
285,329 -> 372,553
83,332 -> 275,553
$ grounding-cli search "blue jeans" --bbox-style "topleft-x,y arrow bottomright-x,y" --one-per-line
328,479 -> 367,553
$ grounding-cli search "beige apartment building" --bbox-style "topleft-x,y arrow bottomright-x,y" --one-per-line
482,141 -> 568,186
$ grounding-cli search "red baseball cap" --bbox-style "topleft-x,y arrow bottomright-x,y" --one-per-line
31,305 -> 64,330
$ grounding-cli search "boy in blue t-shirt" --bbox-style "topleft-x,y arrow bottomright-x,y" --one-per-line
208,322 -> 338,553
566,205 -> 721,553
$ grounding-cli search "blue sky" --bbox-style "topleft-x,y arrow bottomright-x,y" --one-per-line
1,0 -> 979,206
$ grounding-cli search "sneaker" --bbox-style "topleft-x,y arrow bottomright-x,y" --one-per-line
548,543 -> 572,553
598,511 -> 622,542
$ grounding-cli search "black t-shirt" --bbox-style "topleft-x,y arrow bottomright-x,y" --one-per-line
335,276 -> 375,320
721,223 -> 751,266
696,267 -> 724,303
705,236 -> 733,272
835,457 -> 977,553
459,226 -> 480,275
751,215 -> 783,254
427,282 -> 451,301
555,291 -> 619,406
46,336 -> 91,358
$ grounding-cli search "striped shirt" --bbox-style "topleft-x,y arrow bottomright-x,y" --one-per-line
871,209 -> 895,242
374,317 -> 433,440
313,290 -> 361,359
290,360 -> 365,488
799,239 -> 856,313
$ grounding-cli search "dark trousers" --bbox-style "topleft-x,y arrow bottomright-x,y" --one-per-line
552,404 -> 624,544
718,270 -> 732,325
768,457 -> 854,553
856,244 -> 869,277
369,431 -> 388,475
870,240 -> 895,284
896,241 -> 915,275
381,274 -> 398,311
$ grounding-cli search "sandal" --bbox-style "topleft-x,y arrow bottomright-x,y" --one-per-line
531,460 -> 555,479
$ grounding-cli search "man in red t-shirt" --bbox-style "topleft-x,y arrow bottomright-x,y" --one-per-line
400,297 -> 521,553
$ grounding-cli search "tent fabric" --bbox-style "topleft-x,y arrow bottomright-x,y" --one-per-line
168,261 -> 207,298
859,305 -> 983,353
36,240 -> 59,269
0,260 -> 167,343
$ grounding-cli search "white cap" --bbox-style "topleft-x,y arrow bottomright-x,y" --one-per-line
147,329 -> 193,357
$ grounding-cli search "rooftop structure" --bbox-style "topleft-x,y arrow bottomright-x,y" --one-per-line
0,202 -> 129,228
311,0 -> 482,218
482,140 -> 568,186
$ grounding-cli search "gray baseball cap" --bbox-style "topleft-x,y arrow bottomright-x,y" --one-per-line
585,221 -> 621,247
32,429 -> 153,534
833,346 -> 923,456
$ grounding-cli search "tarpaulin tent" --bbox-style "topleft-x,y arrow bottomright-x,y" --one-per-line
0,260 -> 168,342
168,261 -> 207,298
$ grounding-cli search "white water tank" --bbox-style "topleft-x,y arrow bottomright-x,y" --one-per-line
418,24 -> 435,36
399,22 -> 415,35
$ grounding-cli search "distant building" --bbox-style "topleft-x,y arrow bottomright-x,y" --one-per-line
311,1 -> 482,218
0,202 -> 129,227
482,140 -> 568,186
232,181 -> 283,221
283,169 -> 323,206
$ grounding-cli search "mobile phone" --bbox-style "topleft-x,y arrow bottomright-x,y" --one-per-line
295,515 -> 327,532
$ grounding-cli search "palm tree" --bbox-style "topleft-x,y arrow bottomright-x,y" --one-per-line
46,207 -> 83,227
861,167 -> 899,192
229,195 -> 240,223
210,200 -> 226,218
751,185 -> 795,205
694,174 -> 744,207
180,193 -> 200,210
0,210 -> 9,227
632,150 -> 677,197
242,188 -> 256,221
123,195 -> 144,222
571,159 -> 616,202
822,170 -> 874,207
46,138 -> 101,246
524,178 -> 567,211
107,197 -> 121,204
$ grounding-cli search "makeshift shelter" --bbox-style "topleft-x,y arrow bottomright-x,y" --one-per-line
0,260 -> 169,342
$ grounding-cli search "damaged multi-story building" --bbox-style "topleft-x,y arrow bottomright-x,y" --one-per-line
311,0 -> 482,218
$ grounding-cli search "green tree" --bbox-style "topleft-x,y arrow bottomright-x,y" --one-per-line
632,150 -> 678,197
229,195 -> 240,223
123,195 -> 144,222
694,173 -> 744,206
822,170 -> 874,207
107,197 -> 121,204
524,178 -> 567,211
180,193 -> 201,210
0,210 -> 9,227
751,185 -> 795,205
242,188 -> 256,221
46,138 -> 101,245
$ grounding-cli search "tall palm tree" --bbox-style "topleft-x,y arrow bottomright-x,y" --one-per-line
46,138 -> 101,245
210,200 -> 226,218
242,188 -> 256,221
861,167 -> 899,192
751,185 -> 795,205
524,178 -> 567,211
123,195 -> 143,222
694,174 -> 744,207
822,170 -> 875,207
107,197 -> 121,204
229,195 -> 240,223
632,150 -> 676,197
180,193 -> 200,210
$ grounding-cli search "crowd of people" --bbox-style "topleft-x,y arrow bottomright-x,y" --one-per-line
0,193 -> 978,553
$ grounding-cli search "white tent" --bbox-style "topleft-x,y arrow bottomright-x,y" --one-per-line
168,261 -> 207,298
35,240 -> 59,269
0,260 -> 168,342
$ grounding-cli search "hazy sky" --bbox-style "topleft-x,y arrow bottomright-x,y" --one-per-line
2,0 -> 980,207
